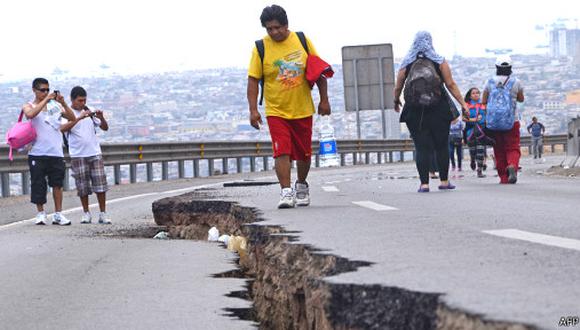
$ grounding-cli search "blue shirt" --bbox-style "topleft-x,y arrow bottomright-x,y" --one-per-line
527,122 -> 544,137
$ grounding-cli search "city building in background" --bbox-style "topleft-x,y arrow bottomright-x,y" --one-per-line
550,27 -> 580,58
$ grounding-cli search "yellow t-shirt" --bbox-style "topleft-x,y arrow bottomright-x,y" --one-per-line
248,32 -> 318,120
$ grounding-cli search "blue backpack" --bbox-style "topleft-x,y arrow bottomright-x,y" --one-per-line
485,77 -> 516,131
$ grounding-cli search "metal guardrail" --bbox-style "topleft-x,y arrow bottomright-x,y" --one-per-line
0,134 -> 568,197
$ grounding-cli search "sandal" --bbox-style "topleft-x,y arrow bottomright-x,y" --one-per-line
417,186 -> 430,193
438,183 -> 456,190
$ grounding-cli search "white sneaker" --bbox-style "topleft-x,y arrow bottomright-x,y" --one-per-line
295,181 -> 310,207
98,212 -> 112,224
52,213 -> 71,226
277,188 -> 295,209
35,212 -> 47,225
80,212 -> 92,224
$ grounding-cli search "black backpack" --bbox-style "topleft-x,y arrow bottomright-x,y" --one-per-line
403,54 -> 442,108
255,31 -> 309,106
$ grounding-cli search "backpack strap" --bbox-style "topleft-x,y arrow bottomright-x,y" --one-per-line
62,132 -> 69,151
296,31 -> 309,54
255,39 -> 265,106
504,76 -> 516,90
86,107 -> 100,134
255,39 -> 265,62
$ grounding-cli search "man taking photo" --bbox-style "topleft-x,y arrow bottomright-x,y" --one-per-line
61,86 -> 111,224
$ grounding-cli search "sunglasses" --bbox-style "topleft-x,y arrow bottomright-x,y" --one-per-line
36,88 -> 50,93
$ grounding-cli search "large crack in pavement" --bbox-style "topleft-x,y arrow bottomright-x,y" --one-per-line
151,190 -> 534,330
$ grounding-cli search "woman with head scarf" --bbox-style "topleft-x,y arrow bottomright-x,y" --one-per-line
393,31 -> 469,192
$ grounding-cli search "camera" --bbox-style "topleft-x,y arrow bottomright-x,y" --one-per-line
84,106 -> 97,117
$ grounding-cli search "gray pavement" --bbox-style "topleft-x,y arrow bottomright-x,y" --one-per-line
1,155 -> 578,329
0,175 -> 261,330
223,155 -> 580,330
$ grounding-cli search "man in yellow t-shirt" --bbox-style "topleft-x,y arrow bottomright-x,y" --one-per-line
247,4 -> 331,209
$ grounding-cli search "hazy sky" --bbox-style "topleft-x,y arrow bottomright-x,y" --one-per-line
1,0 -> 578,81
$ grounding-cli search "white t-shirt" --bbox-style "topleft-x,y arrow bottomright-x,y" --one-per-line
29,101 -> 65,157
67,109 -> 102,158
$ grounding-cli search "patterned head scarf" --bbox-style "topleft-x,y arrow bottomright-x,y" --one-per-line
399,31 -> 445,69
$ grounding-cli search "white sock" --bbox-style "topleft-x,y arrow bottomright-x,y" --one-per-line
281,187 -> 293,195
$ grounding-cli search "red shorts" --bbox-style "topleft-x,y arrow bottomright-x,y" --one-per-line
266,116 -> 313,161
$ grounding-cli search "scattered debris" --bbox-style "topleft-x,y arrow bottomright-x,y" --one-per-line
153,231 -> 169,240
227,235 -> 247,258
218,234 -> 230,246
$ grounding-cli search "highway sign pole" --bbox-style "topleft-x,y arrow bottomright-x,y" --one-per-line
353,59 -> 361,140
378,57 -> 387,139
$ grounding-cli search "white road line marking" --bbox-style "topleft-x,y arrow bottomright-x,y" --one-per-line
0,182 -> 226,231
322,186 -> 339,192
325,180 -> 341,184
352,201 -> 398,211
483,229 -> 580,252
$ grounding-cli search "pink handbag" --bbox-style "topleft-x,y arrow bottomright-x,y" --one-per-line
5,111 -> 36,161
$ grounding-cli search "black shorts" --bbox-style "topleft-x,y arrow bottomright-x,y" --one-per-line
28,156 -> 65,205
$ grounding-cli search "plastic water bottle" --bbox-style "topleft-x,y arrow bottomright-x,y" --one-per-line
318,116 -> 339,167
207,227 -> 219,241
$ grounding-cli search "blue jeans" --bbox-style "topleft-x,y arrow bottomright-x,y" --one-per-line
448,142 -> 463,169
532,136 -> 543,158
